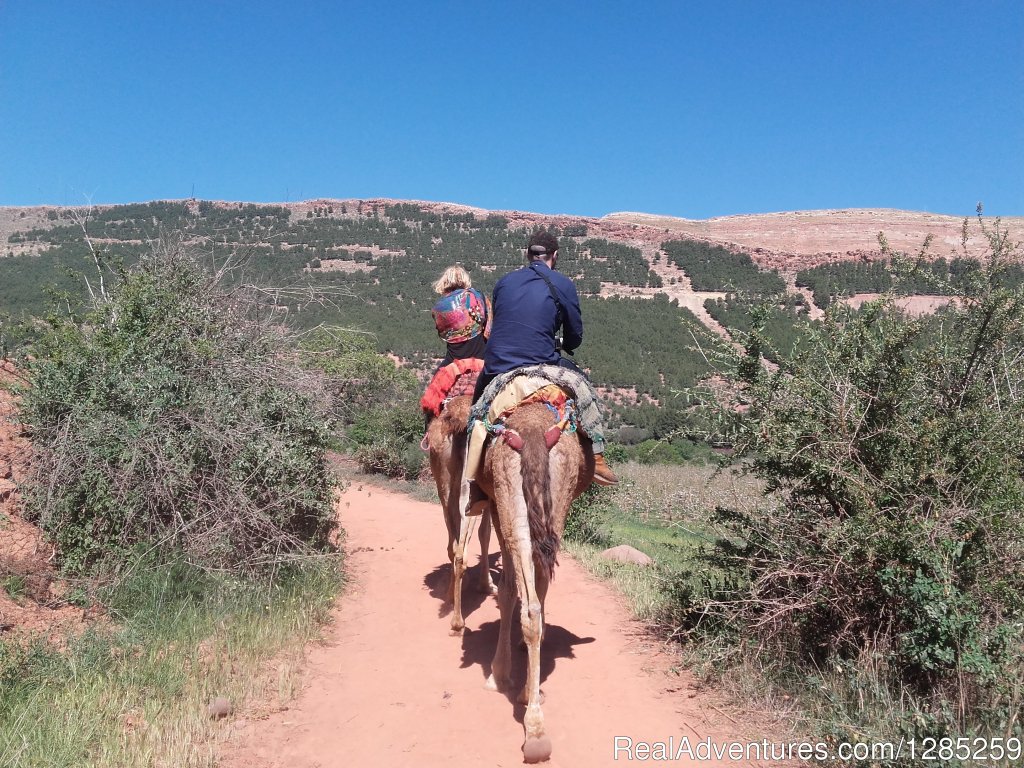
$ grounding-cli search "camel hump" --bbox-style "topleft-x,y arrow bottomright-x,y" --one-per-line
440,395 -> 472,431
425,396 -> 473,452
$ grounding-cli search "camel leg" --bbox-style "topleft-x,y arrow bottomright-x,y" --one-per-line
442,485 -> 457,605
497,484 -> 552,763
443,478 -> 460,606
518,564 -> 549,703
450,506 -> 477,634
485,529 -> 515,694
476,506 -> 497,595
522,536 -> 551,759
450,479 -> 473,634
519,556 -> 551,763
431,429 -> 461,607
445,542 -> 456,604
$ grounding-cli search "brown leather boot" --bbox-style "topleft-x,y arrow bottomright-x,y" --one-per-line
592,453 -> 619,486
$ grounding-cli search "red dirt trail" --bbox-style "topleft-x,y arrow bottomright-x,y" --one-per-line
222,485 -> 784,767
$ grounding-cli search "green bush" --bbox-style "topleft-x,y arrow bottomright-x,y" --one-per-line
628,439 -> 686,465
698,219 -> 1024,741
565,486 -> 614,547
19,242 -> 338,576
353,437 -> 424,479
349,401 -> 425,479
300,329 -> 425,479
619,437 -> 716,466
300,327 -> 421,424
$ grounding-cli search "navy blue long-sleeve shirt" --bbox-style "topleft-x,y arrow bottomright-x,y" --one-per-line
483,261 -> 584,375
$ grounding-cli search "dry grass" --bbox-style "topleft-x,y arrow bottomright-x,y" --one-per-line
608,460 -> 762,526
562,540 -> 679,625
0,556 -> 342,768
561,461 -> 763,628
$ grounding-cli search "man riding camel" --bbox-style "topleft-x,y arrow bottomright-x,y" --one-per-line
472,230 -> 618,486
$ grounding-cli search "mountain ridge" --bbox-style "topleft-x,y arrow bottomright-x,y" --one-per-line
3,197 -> 1021,428
3,199 -> 1021,273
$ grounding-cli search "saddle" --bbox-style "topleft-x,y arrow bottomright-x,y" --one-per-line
420,358 -> 484,417
464,367 -> 580,483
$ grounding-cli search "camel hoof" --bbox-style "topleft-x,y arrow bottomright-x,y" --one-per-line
523,735 -> 552,763
449,622 -> 464,636
478,579 -> 498,596
485,674 -> 511,693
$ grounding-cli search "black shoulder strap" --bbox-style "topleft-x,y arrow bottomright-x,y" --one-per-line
529,262 -> 564,326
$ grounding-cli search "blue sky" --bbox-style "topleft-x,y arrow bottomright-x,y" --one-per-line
1,1 -> 1021,218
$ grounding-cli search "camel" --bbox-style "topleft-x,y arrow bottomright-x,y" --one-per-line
425,395 -> 495,633
474,399 -> 593,764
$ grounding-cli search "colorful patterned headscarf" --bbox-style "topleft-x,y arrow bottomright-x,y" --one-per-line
431,288 -> 491,344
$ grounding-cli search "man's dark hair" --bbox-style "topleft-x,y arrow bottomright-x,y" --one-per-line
526,230 -> 559,261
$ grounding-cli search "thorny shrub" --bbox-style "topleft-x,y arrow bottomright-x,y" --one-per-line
696,216 -> 1024,743
299,327 -> 425,479
19,242 -> 338,576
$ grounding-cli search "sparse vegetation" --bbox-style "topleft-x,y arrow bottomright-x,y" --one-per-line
686,218 -> 1024,760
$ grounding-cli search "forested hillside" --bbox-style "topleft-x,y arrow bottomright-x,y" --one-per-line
796,255 -> 1024,308
0,200 -> 771,434
662,239 -> 786,294
3,198 -> 1006,436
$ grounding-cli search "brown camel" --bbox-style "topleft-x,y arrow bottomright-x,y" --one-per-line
475,400 -> 593,764
425,395 -> 495,634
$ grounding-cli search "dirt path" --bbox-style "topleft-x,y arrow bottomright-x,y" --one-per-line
222,484 -> 782,767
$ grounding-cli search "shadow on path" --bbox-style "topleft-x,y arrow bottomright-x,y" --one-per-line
423,553 -> 501,619
459,616 -> 596,721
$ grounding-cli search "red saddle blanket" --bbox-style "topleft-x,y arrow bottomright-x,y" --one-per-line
420,358 -> 484,416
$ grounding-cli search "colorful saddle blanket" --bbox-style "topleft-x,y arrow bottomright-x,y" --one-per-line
464,364 -> 605,482
420,358 -> 484,416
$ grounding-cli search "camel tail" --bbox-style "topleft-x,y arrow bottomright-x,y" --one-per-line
520,426 -> 559,581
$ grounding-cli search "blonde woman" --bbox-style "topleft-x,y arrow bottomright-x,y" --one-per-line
420,265 -> 491,420
430,265 -> 491,368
